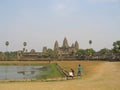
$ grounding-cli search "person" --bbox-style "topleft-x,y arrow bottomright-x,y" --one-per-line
77,64 -> 82,76
69,72 -> 73,77
71,68 -> 75,76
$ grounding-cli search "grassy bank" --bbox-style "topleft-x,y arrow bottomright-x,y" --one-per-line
37,63 -> 65,80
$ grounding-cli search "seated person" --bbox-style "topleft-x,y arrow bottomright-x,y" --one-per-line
69,72 -> 73,77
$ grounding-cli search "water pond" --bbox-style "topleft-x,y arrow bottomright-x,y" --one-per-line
0,65 -> 48,80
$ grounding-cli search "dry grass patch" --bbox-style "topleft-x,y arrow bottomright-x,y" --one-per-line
56,60 -> 106,78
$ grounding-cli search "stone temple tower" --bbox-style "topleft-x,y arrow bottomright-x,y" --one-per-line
53,37 -> 79,56
71,43 -> 75,48
75,41 -> 79,50
54,40 -> 59,51
63,37 -> 69,48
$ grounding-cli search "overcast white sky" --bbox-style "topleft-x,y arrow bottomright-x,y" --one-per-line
0,0 -> 120,52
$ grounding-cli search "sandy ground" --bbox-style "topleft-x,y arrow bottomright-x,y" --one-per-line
0,61 -> 120,90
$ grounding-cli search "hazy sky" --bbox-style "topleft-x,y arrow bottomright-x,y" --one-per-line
0,0 -> 120,52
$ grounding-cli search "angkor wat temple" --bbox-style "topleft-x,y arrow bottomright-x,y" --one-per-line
54,37 -> 79,56
16,37 -> 79,60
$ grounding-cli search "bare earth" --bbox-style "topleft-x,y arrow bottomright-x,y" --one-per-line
0,61 -> 120,90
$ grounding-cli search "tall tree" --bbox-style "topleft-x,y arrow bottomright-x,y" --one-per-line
113,40 -> 120,53
88,40 -> 92,57
5,41 -> 9,52
89,40 -> 92,48
23,42 -> 27,52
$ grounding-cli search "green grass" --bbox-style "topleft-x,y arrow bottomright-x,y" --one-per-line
37,63 -> 65,80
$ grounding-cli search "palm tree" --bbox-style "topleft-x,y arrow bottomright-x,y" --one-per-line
88,40 -> 92,59
89,40 -> 92,48
5,41 -> 9,52
23,42 -> 27,52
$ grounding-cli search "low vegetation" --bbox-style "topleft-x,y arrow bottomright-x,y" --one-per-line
37,63 -> 65,80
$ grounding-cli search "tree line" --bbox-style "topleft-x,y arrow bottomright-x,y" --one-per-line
0,40 -> 120,61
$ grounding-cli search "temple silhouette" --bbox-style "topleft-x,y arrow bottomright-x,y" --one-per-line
17,37 -> 79,60
54,37 -> 79,56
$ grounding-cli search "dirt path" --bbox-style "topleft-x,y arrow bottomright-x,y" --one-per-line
0,62 -> 120,90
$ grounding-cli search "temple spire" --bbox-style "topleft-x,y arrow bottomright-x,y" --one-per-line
75,41 -> 79,50
63,37 -> 69,48
71,43 -> 75,48
54,40 -> 59,51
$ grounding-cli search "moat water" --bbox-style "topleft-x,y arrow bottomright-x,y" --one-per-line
0,65 -> 47,80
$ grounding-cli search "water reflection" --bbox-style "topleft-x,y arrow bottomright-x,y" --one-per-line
0,65 -> 47,80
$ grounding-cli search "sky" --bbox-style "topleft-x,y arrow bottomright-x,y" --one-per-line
0,0 -> 120,52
